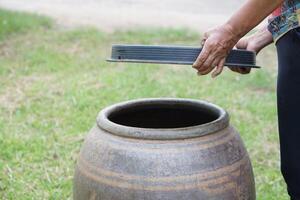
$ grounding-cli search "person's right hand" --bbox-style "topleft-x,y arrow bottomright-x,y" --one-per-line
230,26 -> 274,74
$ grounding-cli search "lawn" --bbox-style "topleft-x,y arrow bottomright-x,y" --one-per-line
0,8 -> 287,199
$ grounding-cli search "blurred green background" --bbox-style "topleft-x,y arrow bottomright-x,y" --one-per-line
0,8 -> 286,199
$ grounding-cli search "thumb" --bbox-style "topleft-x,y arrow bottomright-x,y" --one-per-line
236,37 -> 249,50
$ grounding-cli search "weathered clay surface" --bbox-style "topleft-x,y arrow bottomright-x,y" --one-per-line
74,98 -> 255,200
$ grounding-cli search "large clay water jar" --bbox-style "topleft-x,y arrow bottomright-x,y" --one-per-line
74,98 -> 255,200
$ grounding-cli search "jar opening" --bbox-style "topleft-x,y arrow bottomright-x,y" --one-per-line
108,103 -> 220,129
98,99 -> 229,140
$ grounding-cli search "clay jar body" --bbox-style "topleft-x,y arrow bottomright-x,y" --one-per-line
74,98 -> 255,200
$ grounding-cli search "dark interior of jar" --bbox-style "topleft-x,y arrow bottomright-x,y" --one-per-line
108,103 -> 220,129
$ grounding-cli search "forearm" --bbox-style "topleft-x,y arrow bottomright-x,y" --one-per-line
193,0 -> 283,76
249,24 -> 274,52
225,0 -> 284,38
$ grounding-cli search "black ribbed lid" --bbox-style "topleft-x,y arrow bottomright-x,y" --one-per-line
108,44 -> 259,68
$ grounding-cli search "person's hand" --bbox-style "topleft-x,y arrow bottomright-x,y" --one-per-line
193,24 -> 273,78
230,27 -> 274,74
229,37 -> 257,75
193,24 -> 240,78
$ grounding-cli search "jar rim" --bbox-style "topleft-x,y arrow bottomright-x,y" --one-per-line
97,98 -> 229,140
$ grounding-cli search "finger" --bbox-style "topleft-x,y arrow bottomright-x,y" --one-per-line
201,32 -> 209,46
231,66 -> 243,73
200,54 -> 216,72
211,58 -> 225,78
233,67 -> 248,74
201,38 -> 207,46
198,57 -> 221,75
229,66 -> 251,74
193,46 -> 210,70
239,67 -> 251,74
203,31 -> 209,39
198,65 -> 214,75
229,66 -> 238,72
197,66 -> 215,76
236,38 -> 248,49
211,57 -> 221,69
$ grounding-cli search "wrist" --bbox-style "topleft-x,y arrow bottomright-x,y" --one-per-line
224,19 -> 249,40
222,23 -> 241,42
249,29 -> 273,52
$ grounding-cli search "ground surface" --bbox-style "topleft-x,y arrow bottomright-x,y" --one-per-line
0,9 -> 288,199
0,0 -> 247,32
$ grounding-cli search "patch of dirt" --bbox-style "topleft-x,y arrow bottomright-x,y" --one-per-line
0,0 -> 246,32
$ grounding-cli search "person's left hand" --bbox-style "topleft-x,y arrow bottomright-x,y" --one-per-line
193,24 -> 240,78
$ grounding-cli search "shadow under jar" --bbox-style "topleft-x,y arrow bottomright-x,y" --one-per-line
74,98 -> 256,200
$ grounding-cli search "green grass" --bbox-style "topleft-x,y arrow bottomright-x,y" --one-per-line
0,8 -> 52,41
0,9 -> 287,199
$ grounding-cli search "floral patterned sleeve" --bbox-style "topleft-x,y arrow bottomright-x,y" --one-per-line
268,0 -> 300,42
